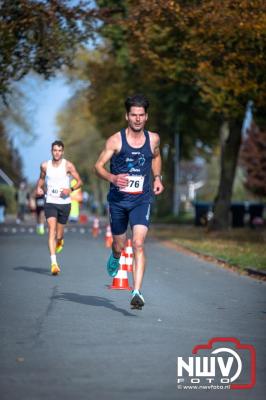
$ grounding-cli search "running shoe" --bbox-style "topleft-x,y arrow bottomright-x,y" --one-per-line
130,290 -> 145,309
36,226 -> 45,235
51,263 -> 60,275
56,239 -> 64,253
106,253 -> 120,277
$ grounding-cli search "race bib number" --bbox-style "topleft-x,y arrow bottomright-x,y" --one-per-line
47,185 -> 61,198
120,175 -> 144,194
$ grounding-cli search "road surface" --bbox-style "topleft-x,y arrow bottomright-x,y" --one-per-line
0,224 -> 265,399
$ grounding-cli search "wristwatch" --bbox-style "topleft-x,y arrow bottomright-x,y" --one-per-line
154,175 -> 163,182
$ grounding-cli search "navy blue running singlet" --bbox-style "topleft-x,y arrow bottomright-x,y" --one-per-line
107,128 -> 153,205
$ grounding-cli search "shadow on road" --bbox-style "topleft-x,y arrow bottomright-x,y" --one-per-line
14,266 -> 50,276
52,292 -> 136,317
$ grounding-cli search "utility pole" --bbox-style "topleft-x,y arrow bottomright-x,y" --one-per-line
173,132 -> 180,216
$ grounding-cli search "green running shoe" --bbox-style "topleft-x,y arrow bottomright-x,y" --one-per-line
106,253 -> 120,277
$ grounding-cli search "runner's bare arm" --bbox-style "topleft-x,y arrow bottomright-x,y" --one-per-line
95,134 -> 128,188
151,133 -> 164,195
67,162 -> 83,191
36,162 -> 47,196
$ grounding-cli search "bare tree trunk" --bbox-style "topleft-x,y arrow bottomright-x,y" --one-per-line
155,136 -> 175,217
210,119 -> 242,230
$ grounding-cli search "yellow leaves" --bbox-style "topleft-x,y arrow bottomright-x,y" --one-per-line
165,0 -> 180,13
198,61 -> 212,73
104,0 -> 266,116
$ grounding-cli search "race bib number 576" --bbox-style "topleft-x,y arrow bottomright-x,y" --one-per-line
120,175 -> 144,194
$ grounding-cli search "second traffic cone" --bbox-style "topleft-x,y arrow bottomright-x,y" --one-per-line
92,217 -> 100,237
109,250 -> 132,290
125,238 -> 133,272
105,224 -> 113,248
79,213 -> 88,224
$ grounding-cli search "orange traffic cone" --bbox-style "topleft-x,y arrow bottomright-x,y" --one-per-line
109,250 -> 132,290
79,213 -> 89,224
92,217 -> 100,237
125,238 -> 133,272
105,225 -> 113,248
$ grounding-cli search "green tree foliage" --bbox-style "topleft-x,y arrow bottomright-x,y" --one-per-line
73,1 -> 219,214
121,0 -> 266,116
57,0 -> 265,222
0,121 -> 23,183
56,89 -> 103,177
56,85 -> 108,206
0,0 -> 100,188
0,0 -> 102,96
0,84 -> 36,184
110,0 -> 266,227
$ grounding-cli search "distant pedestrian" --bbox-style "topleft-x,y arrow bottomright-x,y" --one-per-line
35,192 -> 45,235
82,190 -> 89,210
16,181 -> 29,223
0,191 -> 7,223
69,178 -> 83,223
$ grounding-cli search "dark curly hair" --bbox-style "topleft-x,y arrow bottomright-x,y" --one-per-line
125,94 -> 149,113
51,140 -> 64,149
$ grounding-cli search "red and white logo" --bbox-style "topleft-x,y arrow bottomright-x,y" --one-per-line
177,337 -> 256,390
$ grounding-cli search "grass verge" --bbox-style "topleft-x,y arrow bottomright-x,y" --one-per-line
149,225 -> 266,273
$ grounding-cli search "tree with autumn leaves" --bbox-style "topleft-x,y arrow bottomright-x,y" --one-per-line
240,123 -> 266,198
0,0 -> 114,98
1,0 -> 265,228
0,0 -> 112,184
56,0 -> 266,226
64,0 -> 220,215
0,121 -> 23,183
99,0 -> 266,229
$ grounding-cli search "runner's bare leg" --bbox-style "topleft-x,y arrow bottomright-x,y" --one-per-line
132,225 -> 148,291
47,217 -> 57,255
56,222 -> 65,242
112,233 -> 127,258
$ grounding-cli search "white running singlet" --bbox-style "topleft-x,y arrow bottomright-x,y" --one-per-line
46,159 -> 71,204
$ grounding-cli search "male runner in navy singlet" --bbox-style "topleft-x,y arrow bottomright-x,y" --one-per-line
36,140 -> 82,275
95,94 -> 164,309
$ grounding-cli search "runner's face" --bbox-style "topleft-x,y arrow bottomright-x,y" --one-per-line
126,106 -> 148,132
52,145 -> 64,161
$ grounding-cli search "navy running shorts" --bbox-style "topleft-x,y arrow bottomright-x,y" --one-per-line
44,203 -> 71,225
109,202 -> 151,235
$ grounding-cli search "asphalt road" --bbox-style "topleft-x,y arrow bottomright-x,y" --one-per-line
0,226 -> 265,400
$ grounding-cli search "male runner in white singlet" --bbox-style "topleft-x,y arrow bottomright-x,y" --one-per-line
36,140 -> 82,275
